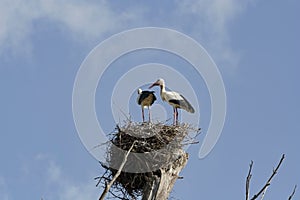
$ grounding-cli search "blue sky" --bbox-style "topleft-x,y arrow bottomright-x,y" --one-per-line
1,0 -> 300,199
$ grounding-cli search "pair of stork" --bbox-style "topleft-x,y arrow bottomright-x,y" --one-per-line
137,78 -> 195,125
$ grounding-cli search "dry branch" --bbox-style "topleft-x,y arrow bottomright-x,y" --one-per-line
246,160 -> 253,200
250,154 -> 285,200
99,141 -> 137,200
288,185 -> 297,200
246,154 -> 296,200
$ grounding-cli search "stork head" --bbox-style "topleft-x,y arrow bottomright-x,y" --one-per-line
137,88 -> 142,94
149,78 -> 165,89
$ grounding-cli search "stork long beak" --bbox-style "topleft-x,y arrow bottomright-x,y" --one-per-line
149,81 -> 159,89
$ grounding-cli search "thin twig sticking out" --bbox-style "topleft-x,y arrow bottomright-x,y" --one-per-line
246,154 -> 297,200
246,160 -> 253,200
260,186 -> 268,200
288,185 -> 297,200
99,141 -> 137,200
251,154 -> 285,200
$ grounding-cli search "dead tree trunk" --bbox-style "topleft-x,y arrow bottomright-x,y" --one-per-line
142,151 -> 189,200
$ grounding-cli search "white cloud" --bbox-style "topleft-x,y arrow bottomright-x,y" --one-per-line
0,0 -> 139,56
3,164 -> 99,200
177,0 -> 249,32
38,0 -> 136,40
58,184 -> 99,200
45,161 -> 99,200
0,0 -> 253,68
175,0 -> 254,68
32,154 -> 100,200
47,161 -> 62,183
0,176 -> 9,200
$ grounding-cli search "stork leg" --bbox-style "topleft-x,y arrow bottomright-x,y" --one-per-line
148,106 -> 151,122
174,108 -> 179,125
173,107 -> 177,125
175,108 -> 179,125
173,107 -> 175,125
142,107 -> 145,122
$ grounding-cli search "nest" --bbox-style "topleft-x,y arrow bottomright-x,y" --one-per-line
95,122 -> 200,200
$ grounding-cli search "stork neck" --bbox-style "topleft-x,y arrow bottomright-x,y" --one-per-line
160,84 -> 166,94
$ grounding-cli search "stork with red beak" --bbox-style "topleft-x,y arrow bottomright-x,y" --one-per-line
149,78 -> 195,125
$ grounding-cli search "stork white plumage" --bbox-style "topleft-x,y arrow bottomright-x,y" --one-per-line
137,88 -> 157,122
149,78 -> 195,125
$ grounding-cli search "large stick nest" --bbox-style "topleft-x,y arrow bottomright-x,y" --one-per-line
95,122 -> 200,200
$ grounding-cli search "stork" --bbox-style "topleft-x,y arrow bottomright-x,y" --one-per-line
137,88 -> 157,122
149,78 -> 195,125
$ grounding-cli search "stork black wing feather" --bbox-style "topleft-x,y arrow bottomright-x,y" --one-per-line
180,95 -> 195,113
138,91 -> 156,105
169,95 -> 195,113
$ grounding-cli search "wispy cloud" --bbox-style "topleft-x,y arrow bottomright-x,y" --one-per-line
0,176 -> 9,200
177,0 -> 250,33
45,160 -> 99,200
0,0 -> 253,67
34,154 -> 100,200
175,0 -> 254,68
0,0 -> 139,56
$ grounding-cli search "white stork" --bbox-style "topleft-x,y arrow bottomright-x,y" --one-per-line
149,78 -> 195,125
137,88 -> 157,122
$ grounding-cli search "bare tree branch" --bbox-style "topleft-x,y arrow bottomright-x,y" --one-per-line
246,160 -> 253,200
99,141 -> 137,200
288,185 -> 297,200
95,169 -> 109,187
260,186 -> 268,200
250,154 -> 285,200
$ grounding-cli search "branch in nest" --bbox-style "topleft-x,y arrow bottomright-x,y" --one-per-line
99,141 -> 137,200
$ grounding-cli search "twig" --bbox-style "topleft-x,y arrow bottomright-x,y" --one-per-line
288,185 -> 297,200
181,141 -> 199,146
109,189 -> 126,200
112,100 -> 131,122
260,186 -> 268,200
246,160 -> 253,200
99,140 -> 137,200
95,169 -> 109,187
250,154 -> 285,200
